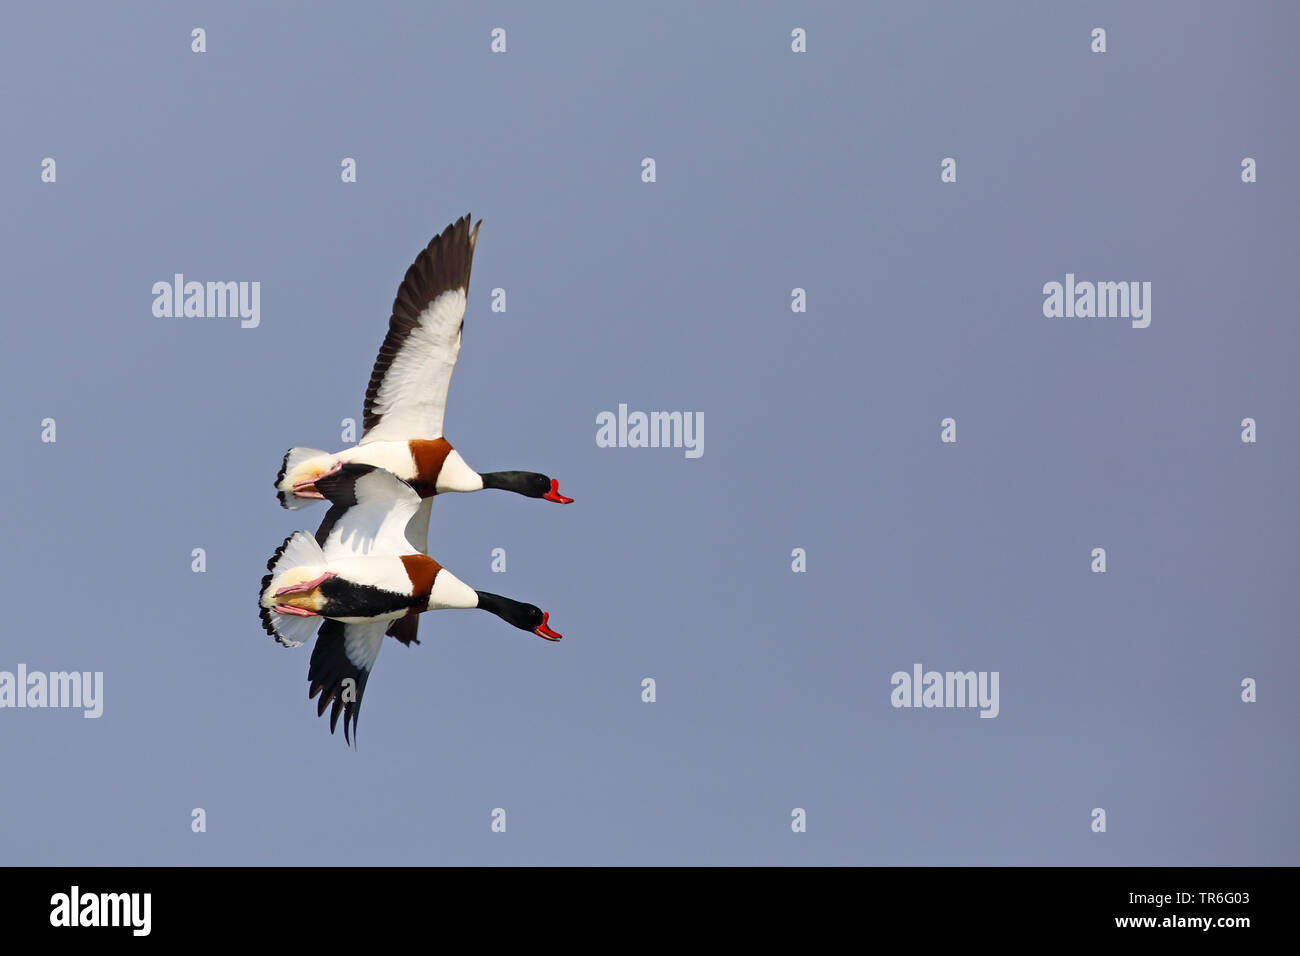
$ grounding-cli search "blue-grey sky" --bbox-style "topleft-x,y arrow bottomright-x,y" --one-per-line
1,1 -> 1296,865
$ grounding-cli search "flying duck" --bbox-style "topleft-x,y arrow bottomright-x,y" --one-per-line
259,463 -> 561,743
274,214 -> 573,531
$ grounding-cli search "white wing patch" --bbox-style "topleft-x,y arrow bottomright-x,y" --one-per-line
405,496 -> 433,553
343,621 -> 388,674
360,289 -> 465,444
319,469 -> 423,560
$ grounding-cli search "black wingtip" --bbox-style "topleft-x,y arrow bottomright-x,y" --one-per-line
308,621 -> 370,747
313,463 -> 378,505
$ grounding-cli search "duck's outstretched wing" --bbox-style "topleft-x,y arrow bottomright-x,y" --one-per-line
360,215 -> 481,444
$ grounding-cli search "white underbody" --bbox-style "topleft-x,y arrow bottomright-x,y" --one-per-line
332,442 -> 419,480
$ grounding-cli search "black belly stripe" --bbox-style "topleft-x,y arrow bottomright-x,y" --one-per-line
318,577 -> 420,619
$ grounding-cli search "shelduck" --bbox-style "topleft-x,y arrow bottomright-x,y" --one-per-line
259,464 -> 561,743
274,214 -> 573,531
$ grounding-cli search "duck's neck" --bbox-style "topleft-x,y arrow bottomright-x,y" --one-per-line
474,591 -> 531,628
480,471 -> 547,498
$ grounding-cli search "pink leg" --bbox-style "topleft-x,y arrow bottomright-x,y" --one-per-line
273,605 -> 318,617
274,571 -> 336,597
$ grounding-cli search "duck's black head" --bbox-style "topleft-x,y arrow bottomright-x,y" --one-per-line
475,591 -> 563,641
480,471 -> 573,504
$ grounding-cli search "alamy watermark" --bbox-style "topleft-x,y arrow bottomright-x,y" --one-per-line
890,663 -> 999,718
0,665 -> 103,718
1042,273 -> 1151,328
152,275 -> 260,328
596,404 -> 703,459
